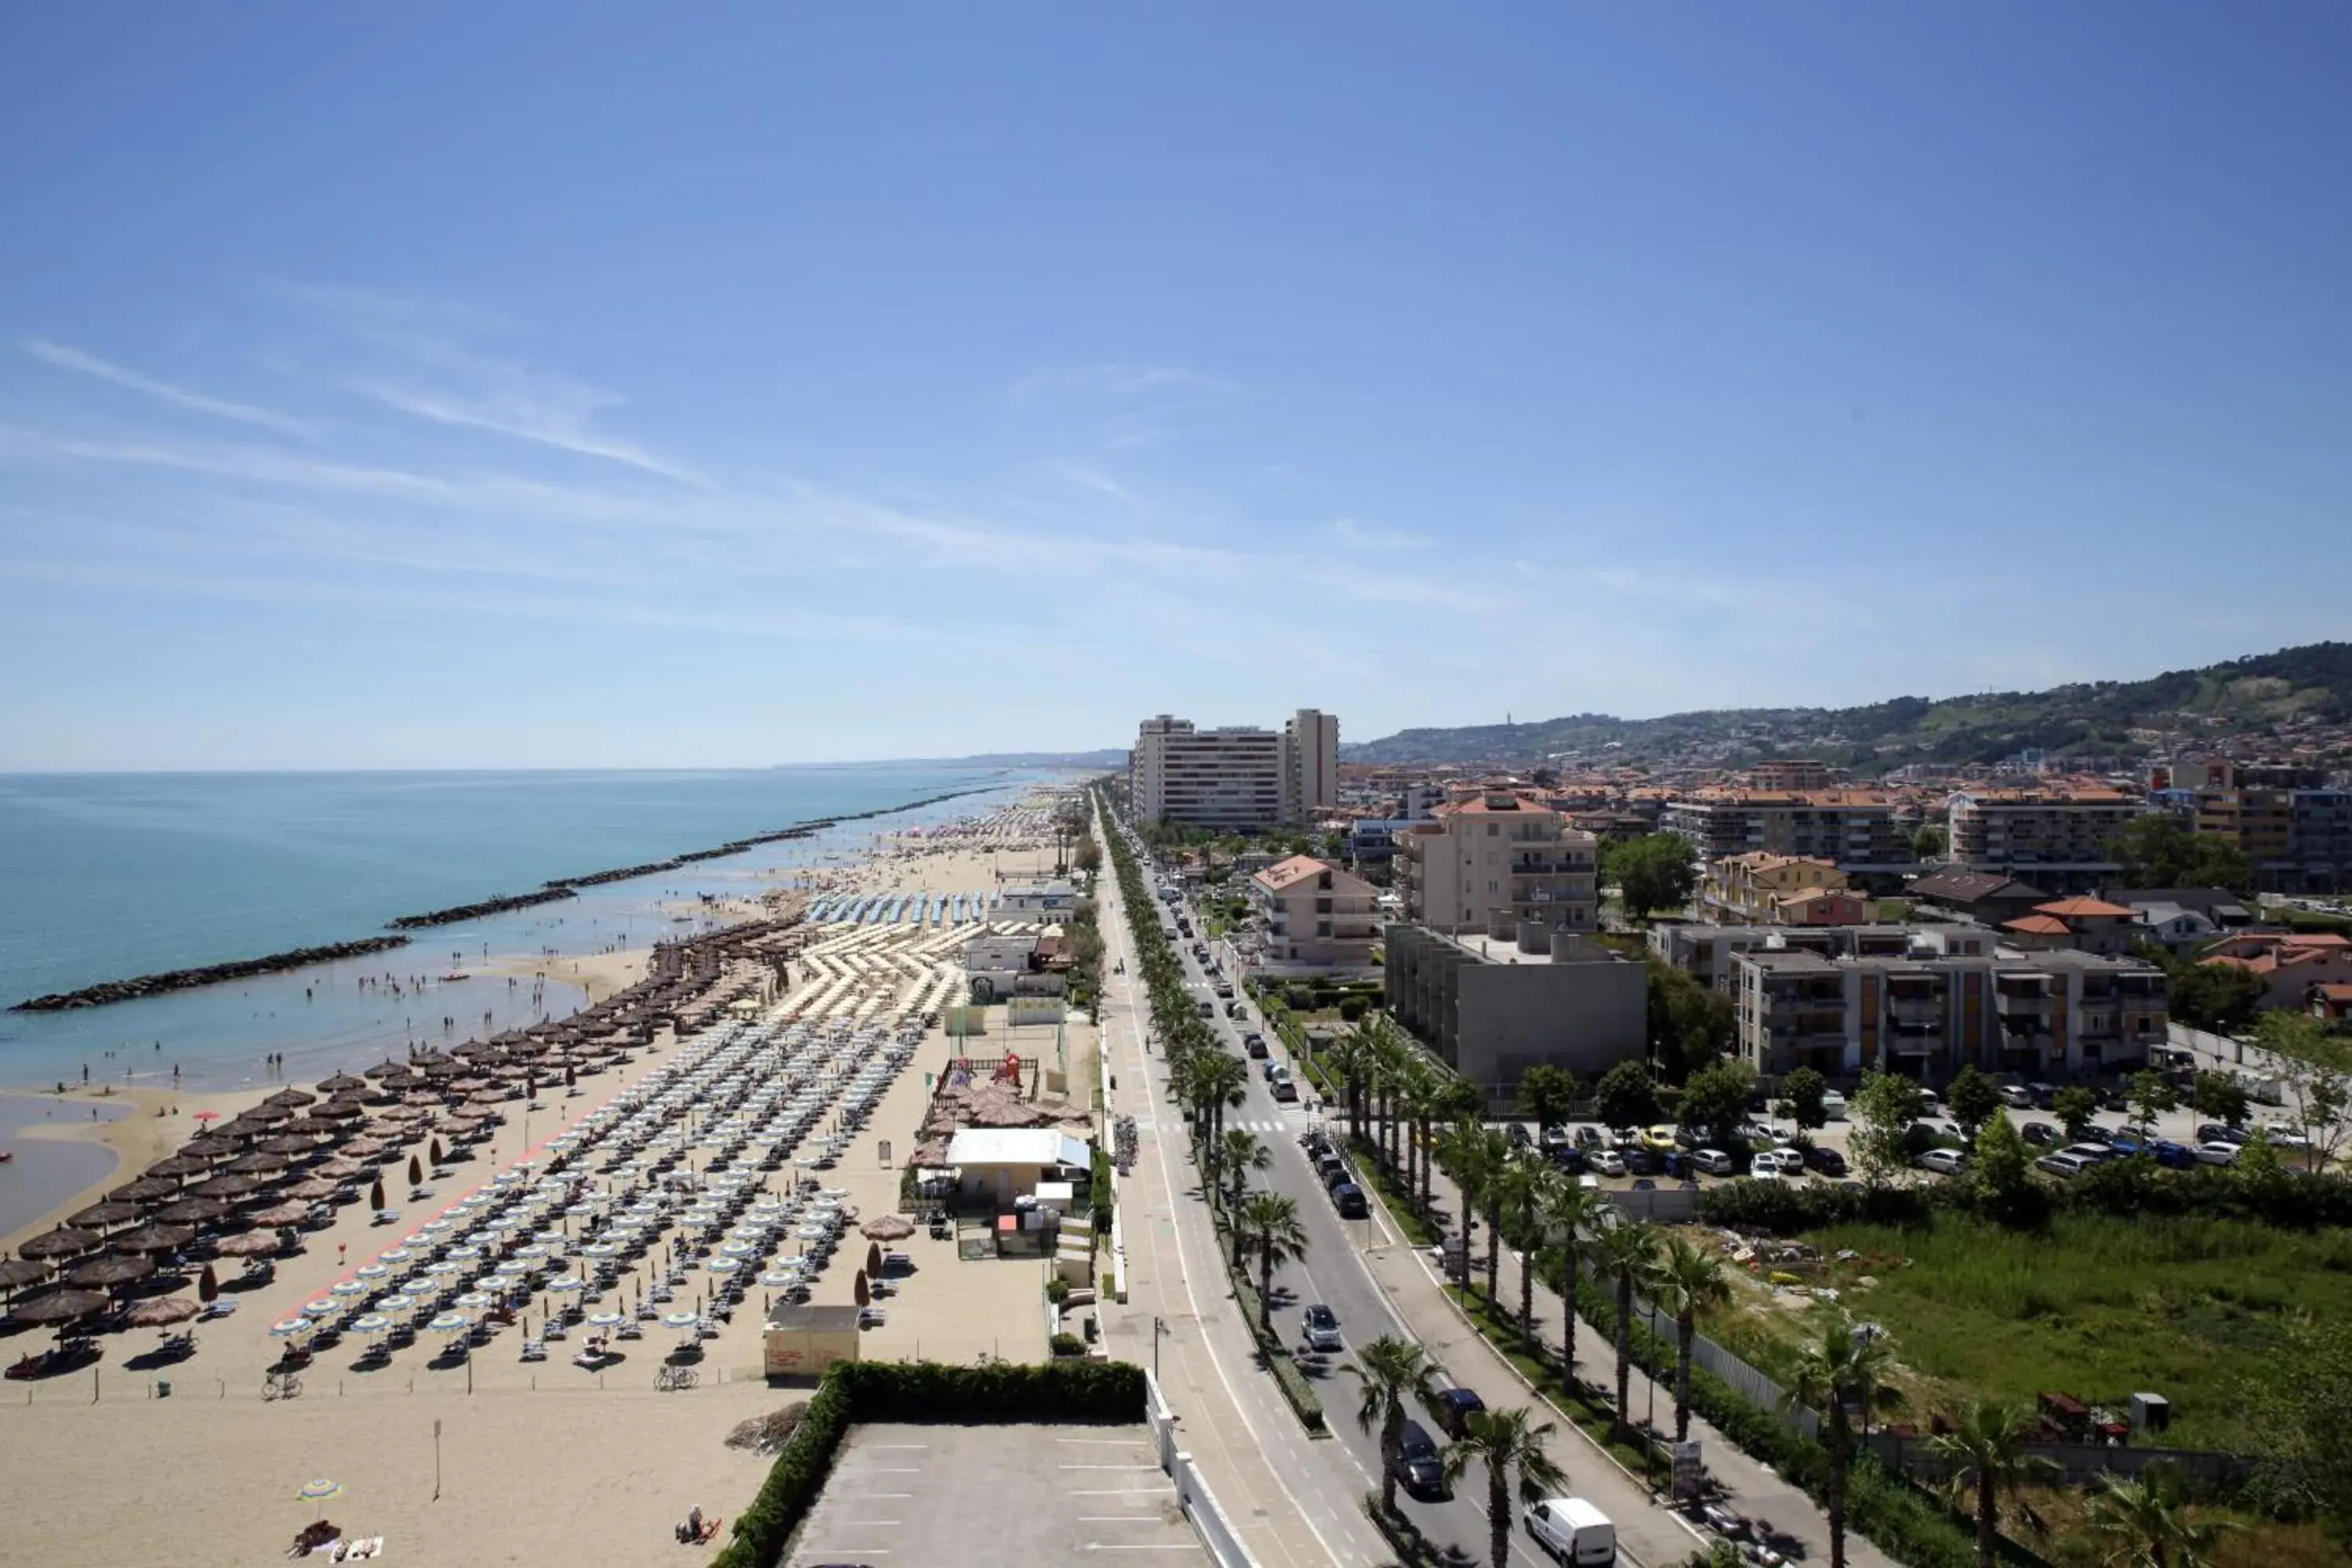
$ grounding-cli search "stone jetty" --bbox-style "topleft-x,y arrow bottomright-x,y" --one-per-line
10,936 -> 412,1012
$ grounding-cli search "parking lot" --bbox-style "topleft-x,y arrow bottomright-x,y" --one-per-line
785,1422 -> 1203,1566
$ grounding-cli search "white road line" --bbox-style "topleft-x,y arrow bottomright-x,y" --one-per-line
1070,1488 -> 1171,1496
1061,1463 -> 1163,1469
1058,1437 -> 1144,1445
1080,1515 -> 1170,1522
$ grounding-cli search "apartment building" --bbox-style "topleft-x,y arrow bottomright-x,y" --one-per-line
1130,715 -> 1281,829
1731,947 -> 2168,1080
1394,790 -> 1599,935
1279,708 -> 1340,826
1650,922 -> 1991,994
2167,760 -> 2352,891
1947,787 -> 2148,893
1661,790 -> 1911,879
1247,855 -> 1380,967
1385,923 -> 1645,1107
1750,759 -> 1840,791
2292,789 -> 2352,892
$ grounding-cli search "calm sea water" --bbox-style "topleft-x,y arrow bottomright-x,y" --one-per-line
0,766 -> 1021,1091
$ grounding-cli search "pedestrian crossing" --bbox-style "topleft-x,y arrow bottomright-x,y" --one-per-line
1235,1112 -> 1314,1134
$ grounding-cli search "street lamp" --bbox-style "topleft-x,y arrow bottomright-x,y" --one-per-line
1153,1314 -> 1170,1381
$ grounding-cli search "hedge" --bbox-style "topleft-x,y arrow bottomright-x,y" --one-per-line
714,1359 -> 1148,1566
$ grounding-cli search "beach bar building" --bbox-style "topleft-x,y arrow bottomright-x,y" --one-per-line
943,1128 -> 1094,1207
763,1302 -> 862,1380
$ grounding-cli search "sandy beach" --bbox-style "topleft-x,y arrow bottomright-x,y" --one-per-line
0,789 -> 1102,1568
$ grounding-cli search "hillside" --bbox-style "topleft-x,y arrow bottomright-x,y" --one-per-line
1345,643 -> 2352,771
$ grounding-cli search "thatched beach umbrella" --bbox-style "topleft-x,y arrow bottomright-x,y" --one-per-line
318,1073 -> 368,1094
67,1253 -> 156,1290
111,1224 -> 195,1255
241,1102 -> 295,1124
177,1137 -> 240,1160
265,1087 -> 316,1108
18,1228 -> 101,1261
225,1152 -> 289,1176
281,1178 -> 339,1202
249,1202 -> 310,1227
858,1214 -> 916,1241
153,1196 -> 230,1225
340,1138 -> 387,1159
312,1158 -> 365,1180
69,1200 -> 144,1230
145,1156 -> 210,1180
10,1288 -> 107,1326
364,1058 -> 406,1079
123,1296 -> 200,1327
261,1134 -> 321,1156
316,1100 -> 368,1123
110,1178 -> 180,1204
0,1258 -> 52,1294
212,1232 -> 281,1258
188,1174 -> 266,1200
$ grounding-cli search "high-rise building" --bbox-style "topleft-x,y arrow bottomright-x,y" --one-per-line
1947,788 -> 2148,893
1394,790 -> 1600,934
1279,708 -> 1339,826
1660,790 -> 1911,877
1128,715 -> 1281,829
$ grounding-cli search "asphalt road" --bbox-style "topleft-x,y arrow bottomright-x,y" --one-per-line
1131,845 -> 1564,1566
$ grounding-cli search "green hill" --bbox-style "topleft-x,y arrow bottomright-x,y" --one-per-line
1345,643 -> 2352,771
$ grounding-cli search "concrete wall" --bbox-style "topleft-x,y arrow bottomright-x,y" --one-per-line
1385,923 -> 1646,1105
1146,1372 -> 1261,1568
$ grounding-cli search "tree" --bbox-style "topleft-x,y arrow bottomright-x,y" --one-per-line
1645,958 -> 1733,1081
1969,1111 -> 2038,1224
2109,816 -> 2254,896
1675,1061 -> 1756,1151
2165,961 -> 2265,1036
1515,1065 -> 1581,1138
1240,1192 -> 1306,1336
429,1137 -> 446,1167
407,1152 -> 423,1187
2053,1085 -> 2100,1142
1653,1237 -> 1732,1443
1610,835 -> 1698,923
1779,1067 -> 1830,1133
2258,1012 -> 2352,1171
1219,1130 -> 1271,1266
1924,1403 -> 2053,1568
1788,1321 -> 1904,1568
1495,1149 -> 1551,1332
2127,1069 -> 2179,1133
1912,822 -> 1948,862
1536,1173 -> 1608,1393
1443,1405 -> 1570,1568
1946,1066 -> 2001,1144
1850,1069 -> 1924,1188
1347,1335 -> 1438,1518
198,1263 -> 218,1304
2083,1465 -> 2234,1568
368,1177 -> 386,1212
2190,1069 -> 2249,1130
1590,1220 -> 1661,1441
1594,1059 -> 1663,1133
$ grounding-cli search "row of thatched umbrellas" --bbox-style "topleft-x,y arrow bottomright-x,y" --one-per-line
2,918 -> 797,1345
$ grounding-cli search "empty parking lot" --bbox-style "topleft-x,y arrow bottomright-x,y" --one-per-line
785,1421 -> 1204,1566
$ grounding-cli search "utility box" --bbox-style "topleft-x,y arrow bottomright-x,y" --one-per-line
2129,1392 -> 2170,1433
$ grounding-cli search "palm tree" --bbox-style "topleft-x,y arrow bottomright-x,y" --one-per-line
1240,1192 -> 1307,1336
1653,1236 -> 1733,1443
1476,1130 -> 1517,1304
1442,1404 -> 1570,1568
1588,1220 -> 1661,1441
1437,1119 -> 1497,1294
1534,1173 -> 1608,1391
1200,1053 -> 1248,1149
1926,1402 -> 2053,1568
1327,1027 -> 1372,1146
1220,1130 -> 1271,1265
1345,1334 -> 1437,1517
2083,1465 -> 2233,1568
1787,1321 -> 1904,1568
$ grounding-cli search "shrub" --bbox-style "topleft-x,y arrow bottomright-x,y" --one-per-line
1045,1276 -> 1070,1306
713,1367 -> 851,1568
1049,1332 -> 1086,1357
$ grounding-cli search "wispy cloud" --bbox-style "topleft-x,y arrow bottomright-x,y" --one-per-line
24,339 -> 319,437
1328,517 -> 1430,550
1008,363 -> 1240,405
351,375 -> 699,484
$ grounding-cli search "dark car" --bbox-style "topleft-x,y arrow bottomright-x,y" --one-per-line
2020,1121 -> 2059,1147
1622,1147 -> 1663,1177
1392,1420 -> 1446,1498
1272,1079 -> 1299,1103
1332,1182 -> 1368,1219
1803,1145 -> 1848,1177
2196,1123 -> 2249,1146
2151,1139 -> 2194,1169
1506,1123 -> 1534,1149
1244,1035 -> 1269,1059
1428,1385 -> 1486,1439
1547,1145 -> 1586,1173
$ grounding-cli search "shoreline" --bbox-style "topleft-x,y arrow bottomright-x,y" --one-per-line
9,783 -> 997,1014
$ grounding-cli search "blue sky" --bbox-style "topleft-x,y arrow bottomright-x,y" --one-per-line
4,5 -> 2350,770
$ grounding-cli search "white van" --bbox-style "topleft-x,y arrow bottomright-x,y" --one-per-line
1525,1497 -> 1615,1565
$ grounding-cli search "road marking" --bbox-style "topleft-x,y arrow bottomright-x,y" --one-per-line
1058,1437 -> 1145,1445
1079,1515 -> 1170,1522
1062,1463 -> 1163,1469
1070,1487 -> 1170,1496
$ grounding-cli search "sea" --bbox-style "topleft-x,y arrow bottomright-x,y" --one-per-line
0,766 -> 1029,1096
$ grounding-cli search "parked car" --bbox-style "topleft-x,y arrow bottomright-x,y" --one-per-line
1225,1000 -> 1247,1018
1573,1125 -> 1606,1149
2059,1142 -> 2115,1165
1691,1148 -> 1737,1177
2150,1140 -> 2194,1169
1393,1419 -> 1447,1498
1748,1151 -> 1788,1180
1540,1125 -> 1574,1152
1915,1148 -> 1969,1177
1506,1123 -> 1534,1149
1301,1304 -> 1343,1352
1332,1182 -> 1368,1218
1997,1083 -> 2034,1109
2028,1082 -> 2057,1109
1428,1385 -> 1486,1439
2192,1141 -> 2240,1166
1524,1497 -> 1617,1566
1244,1035 -> 1269,1059
2034,1152 -> 2092,1178
1586,1149 -> 1627,1178
1272,1080 -> 1299,1103
1214,982 -> 1234,1000
2196,1123 -> 2249,1146
1622,1147 -> 1663,1177
1640,1124 -> 1679,1152
1549,1146 -> 1586,1173
1740,1120 -> 1791,1147
1820,1091 -> 1849,1120
1803,1145 -> 1848,1177
2020,1121 -> 2060,1147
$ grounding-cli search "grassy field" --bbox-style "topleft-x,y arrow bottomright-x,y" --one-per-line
1697,1213 -> 2352,1453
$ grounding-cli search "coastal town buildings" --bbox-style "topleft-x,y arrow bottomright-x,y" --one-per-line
1650,921 -> 1993,993
1946,786 -> 2149,893
1129,710 -> 1340,829
1700,851 -> 1861,925
1246,854 -> 1380,967
1393,789 -> 1599,935
1279,707 -> 1341,826
1659,789 -> 1911,880
1730,945 -> 2168,1080
1385,923 -> 1645,1106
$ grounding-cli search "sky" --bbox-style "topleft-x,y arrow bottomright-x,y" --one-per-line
3,5 -> 2350,771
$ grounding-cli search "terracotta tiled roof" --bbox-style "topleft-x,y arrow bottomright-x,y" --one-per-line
2003,915 -> 2075,936
2034,896 -> 2139,919
1252,855 -> 1333,893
